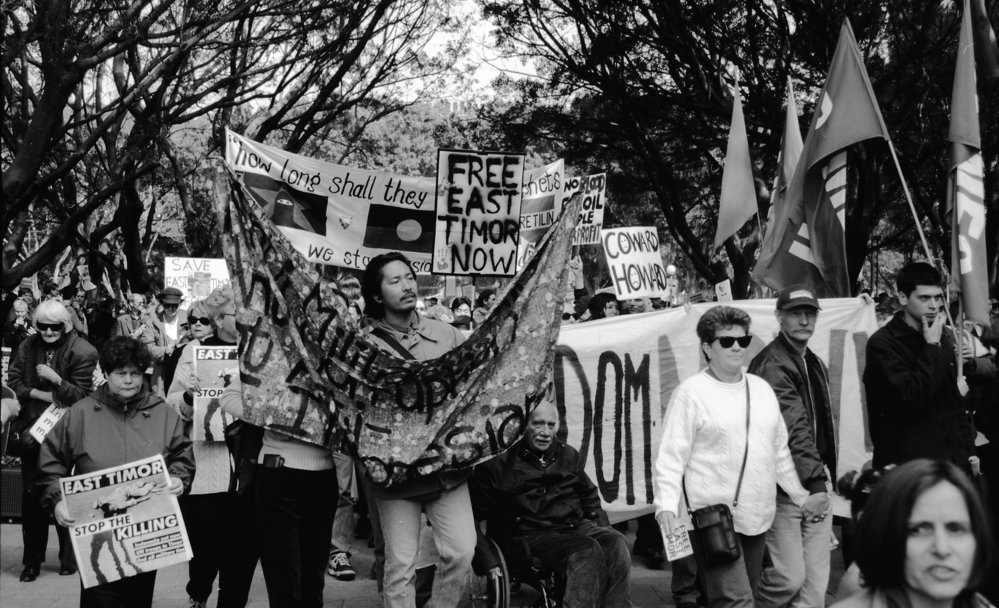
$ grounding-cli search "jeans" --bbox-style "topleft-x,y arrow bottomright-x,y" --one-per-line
755,493 -> 832,608
516,520 -> 632,608
691,530 -> 766,608
21,445 -> 75,569
671,554 -> 701,605
330,454 -> 355,553
376,483 -> 476,608
80,570 -> 156,608
255,467 -> 337,608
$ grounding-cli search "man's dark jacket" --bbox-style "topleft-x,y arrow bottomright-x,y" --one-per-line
749,332 -> 836,493
470,439 -> 606,536
863,312 -> 974,468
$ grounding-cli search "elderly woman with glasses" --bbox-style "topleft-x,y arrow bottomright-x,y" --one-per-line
6,299 -> 99,582
653,305 -> 807,608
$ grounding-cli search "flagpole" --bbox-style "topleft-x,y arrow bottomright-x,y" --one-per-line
886,139 -> 934,262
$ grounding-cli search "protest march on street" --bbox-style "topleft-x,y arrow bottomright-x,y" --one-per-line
2,2 -> 999,608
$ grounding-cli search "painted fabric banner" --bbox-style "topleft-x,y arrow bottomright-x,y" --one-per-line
433,149 -> 526,276
555,298 -> 876,520
61,455 -> 192,589
225,129 -> 437,272
218,170 -> 578,488
164,257 -> 231,305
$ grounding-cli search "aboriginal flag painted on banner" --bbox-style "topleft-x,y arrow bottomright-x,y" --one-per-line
362,204 -> 436,252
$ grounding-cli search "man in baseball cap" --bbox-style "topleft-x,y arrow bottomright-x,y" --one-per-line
750,285 -> 836,608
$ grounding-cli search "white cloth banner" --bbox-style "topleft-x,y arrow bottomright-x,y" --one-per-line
225,130 -> 437,272
555,297 -> 877,521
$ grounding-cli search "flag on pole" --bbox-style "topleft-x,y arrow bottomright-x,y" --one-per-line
755,78 -> 830,293
969,0 -> 999,81
753,20 -> 889,297
713,87 -> 757,250
948,0 -> 990,326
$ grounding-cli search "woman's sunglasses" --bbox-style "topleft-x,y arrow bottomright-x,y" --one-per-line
189,316 -> 213,326
713,335 -> 752,349
36,322 -> 64,332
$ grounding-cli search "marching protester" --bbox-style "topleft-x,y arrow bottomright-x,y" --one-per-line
4,297 -> 35,350
863,263 -> 976,472
360,252 -> 475,608
6,299 -> 99,582
450,296 -> 473,331
654,305 -> 808,608
750,287 -> 836,608
586,291 -> 620,320
142,286 -> 185,394
166,297 -> 258,608
471,289 -> 495,326
35,336 -> 193,608
114,292 -> 150,339
218,282 -> 335,608
830,459 -> 995,608
470,400 -> 633,608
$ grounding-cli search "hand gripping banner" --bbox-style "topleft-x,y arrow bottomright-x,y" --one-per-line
217,168 -> 579,488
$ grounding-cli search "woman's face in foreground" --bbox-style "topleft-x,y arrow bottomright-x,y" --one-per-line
904,481 -> 976,604
106,365 -> 144,400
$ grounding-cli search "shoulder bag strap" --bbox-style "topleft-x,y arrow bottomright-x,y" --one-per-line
682,378 -> 752,512
369,326 -> 416,360
732,380 -> 751,507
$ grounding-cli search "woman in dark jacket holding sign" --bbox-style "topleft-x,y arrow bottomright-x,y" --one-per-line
6,299 -> 98,582
35,336 -> 193,608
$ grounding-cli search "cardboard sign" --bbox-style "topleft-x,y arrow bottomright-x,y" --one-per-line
1,346 -> 10,385
29,404 -> 66,443
566,173 -> 607,245
164,258 -> 231,305
433,149 -> 525,275
516,160 -> 565,270
600,227 -> 669,299
192,346 -> 238,442
60,455 -> 192,589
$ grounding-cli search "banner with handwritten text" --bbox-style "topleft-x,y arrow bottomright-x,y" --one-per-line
517,160 -> 564,270
565,173 -> 607,245
600,227 -> 669,299
164,258 -> 231,305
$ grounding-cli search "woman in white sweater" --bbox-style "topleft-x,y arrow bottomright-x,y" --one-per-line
654,306 -> 808,608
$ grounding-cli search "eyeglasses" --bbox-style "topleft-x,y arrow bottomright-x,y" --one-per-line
36,322 -> 64,332
189,316 -> 213,326
713,335 -> 752,349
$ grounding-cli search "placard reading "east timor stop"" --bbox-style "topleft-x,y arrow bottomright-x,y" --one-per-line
433,149 -> 525,276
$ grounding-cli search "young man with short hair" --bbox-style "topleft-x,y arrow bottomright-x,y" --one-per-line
863,262 -> 975,471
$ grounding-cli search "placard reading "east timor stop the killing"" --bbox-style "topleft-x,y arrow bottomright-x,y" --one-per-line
61,455 -> 192,589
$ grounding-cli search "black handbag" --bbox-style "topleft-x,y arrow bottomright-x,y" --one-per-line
684,381 -> 750,564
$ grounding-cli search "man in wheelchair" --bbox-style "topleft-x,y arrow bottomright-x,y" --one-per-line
469,401 -> 632,607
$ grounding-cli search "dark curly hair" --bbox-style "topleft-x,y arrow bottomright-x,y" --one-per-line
99,336 -> 153,374
587,292 -> 619,320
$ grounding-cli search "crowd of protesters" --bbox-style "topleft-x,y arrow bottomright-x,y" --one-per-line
2,257 -> 998,608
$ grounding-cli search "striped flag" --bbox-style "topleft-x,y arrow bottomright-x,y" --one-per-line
753,20 -> 888,297
948,0 -> 990,325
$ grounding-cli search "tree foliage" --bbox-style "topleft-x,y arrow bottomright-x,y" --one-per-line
2,0 -> 465,292
479,0 -> 999,296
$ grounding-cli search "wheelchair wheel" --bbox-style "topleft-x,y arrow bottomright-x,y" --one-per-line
463,536 -> 510,608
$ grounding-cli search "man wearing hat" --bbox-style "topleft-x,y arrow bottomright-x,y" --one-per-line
749,286 -> 836,608
142,287 -> 184,395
